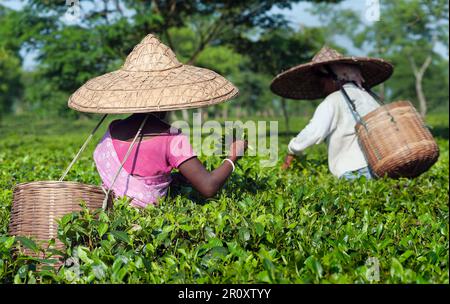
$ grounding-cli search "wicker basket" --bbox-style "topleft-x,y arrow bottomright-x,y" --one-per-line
8,115 -> 148,268
355,101 -> 439,178
9,181 -> 112,259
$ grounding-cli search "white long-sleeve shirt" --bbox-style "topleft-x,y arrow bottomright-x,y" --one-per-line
288,82 -> 380,178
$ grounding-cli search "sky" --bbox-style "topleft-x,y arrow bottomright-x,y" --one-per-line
271,0 -> 369,56
0,0 -> 446,69
272,0 -> 367,28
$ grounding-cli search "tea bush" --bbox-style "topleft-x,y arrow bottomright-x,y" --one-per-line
0,114 -> 448,283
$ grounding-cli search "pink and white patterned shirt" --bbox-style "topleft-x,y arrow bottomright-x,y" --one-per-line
93,121 -> 196,207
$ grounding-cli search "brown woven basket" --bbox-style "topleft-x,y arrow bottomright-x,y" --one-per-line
9,181 -> 112,260
355,100 -> 439,178
8,114 -> 146,268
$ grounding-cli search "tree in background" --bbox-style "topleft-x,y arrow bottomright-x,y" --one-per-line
311,0 -> 449,117
234,27 -> 326,131
2,0 -> 341,118
0,6 -> 24,116
387,51 -> 449,115
358,0 -> 448,117
0,48 -> 22,116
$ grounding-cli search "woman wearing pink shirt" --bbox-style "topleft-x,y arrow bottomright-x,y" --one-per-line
93,112 -> 246,207
68,34 -> 246,207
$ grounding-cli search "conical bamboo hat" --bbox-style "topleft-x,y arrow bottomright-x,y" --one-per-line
270,46 -> 393,100
68,34 -> 239,113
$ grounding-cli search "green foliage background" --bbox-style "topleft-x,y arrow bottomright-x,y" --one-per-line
0,0 -> 448,121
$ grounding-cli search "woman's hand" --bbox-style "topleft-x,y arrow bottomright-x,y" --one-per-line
227,140 -> 248,162
281,154 -> 295,170
177,140 -> 247,199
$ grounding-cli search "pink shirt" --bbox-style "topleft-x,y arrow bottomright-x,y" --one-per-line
110,121 -> 196,177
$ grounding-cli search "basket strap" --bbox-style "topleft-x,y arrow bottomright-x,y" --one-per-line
340,87 -> 369,131
324,63 -> 386,164
363,84 -> 386,105
362,83 -> 402,128
59,114 -> 108,181
102,114 -> 150,210
324,65 -> 370,129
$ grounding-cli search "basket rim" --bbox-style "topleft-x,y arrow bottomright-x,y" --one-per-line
356,100 -> 416,130
13,180 -> 103,191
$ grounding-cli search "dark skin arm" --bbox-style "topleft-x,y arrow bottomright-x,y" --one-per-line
111,116 -> 246,198
178,140 -> 247,198
281,153 -> 295,170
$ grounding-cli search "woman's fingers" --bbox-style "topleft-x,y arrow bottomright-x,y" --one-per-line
228,140 -> 248,160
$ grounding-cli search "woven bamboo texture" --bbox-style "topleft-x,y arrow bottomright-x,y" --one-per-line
271,46 -> 393,100
68,34 -> 238,113
9,181 -> 112,260
355,101 -> 439,178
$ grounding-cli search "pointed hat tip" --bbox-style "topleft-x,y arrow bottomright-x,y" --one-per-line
122,33 -> 180,71
312,45 -> 344,62
140,33 -> 160,44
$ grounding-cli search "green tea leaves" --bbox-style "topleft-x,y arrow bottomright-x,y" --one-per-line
110,231 -> 130,244
16,237 -> 38,253
97,223 -> 109,237
304,255 -> 324,279
1,118 -> 448,283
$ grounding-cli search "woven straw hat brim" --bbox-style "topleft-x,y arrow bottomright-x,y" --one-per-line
270,56 -> 393,100
68,65 -> 239,114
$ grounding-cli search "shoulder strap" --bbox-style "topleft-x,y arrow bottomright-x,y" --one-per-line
102,114 -> 150,209
339,86 -> 369,131
362,83 -> 385,105
60,114 -> 108,181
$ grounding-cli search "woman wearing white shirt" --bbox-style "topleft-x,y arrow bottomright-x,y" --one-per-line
270,47 -> 394,179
